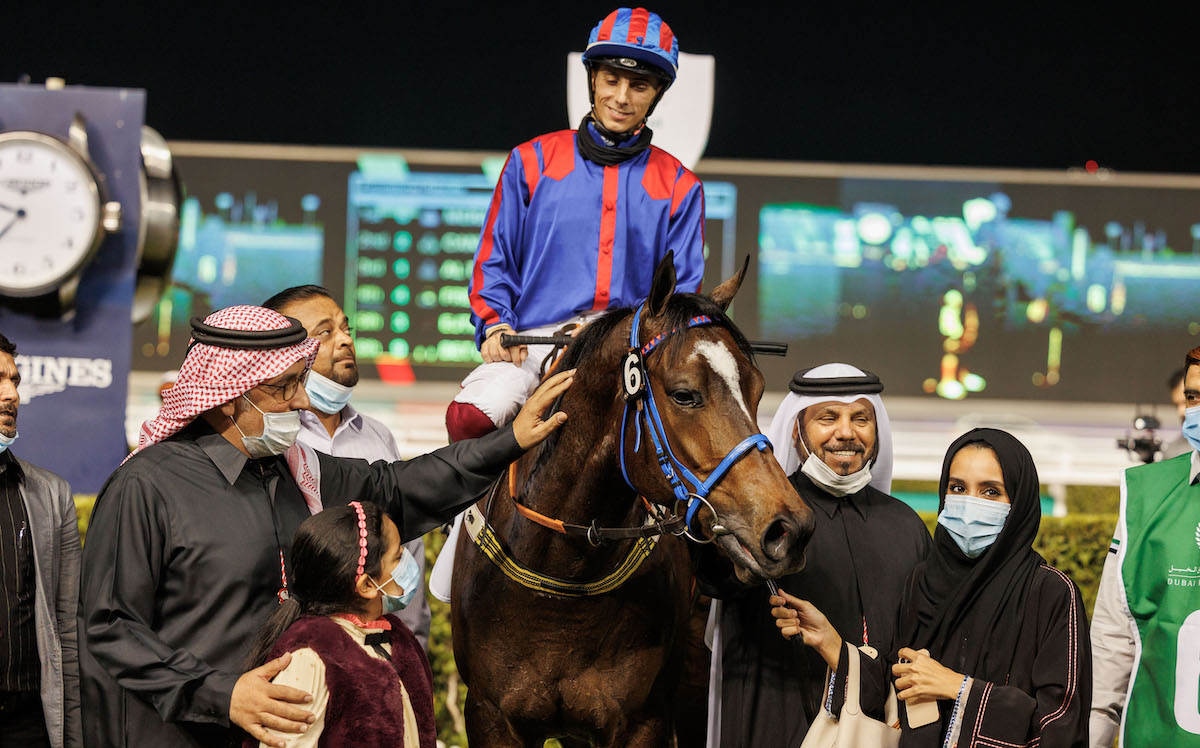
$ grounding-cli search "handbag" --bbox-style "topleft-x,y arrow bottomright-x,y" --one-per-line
800,641 -> 902,748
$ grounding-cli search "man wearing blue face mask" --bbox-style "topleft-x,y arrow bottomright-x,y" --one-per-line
1091,345 -> 1200,747
263,285 -> 432,654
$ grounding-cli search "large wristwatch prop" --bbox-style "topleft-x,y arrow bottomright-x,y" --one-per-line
0,113 -> 122,319
0,111 -> 179,321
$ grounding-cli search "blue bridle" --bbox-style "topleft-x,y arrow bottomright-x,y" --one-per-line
617,302 -> 772,542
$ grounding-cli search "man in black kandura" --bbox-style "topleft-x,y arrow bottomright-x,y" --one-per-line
706,363 -> 931,747
78,306 -> 572,748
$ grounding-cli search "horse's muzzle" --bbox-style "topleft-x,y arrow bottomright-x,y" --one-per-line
760,509 -> 814,568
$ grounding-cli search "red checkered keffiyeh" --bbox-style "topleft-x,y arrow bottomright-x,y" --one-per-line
131,305 -> 325,512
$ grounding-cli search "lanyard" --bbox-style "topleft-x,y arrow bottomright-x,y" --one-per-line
256,460 -> 291,603
277,549 -> 289,602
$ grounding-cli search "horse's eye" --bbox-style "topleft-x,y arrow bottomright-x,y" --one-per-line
670,390 -> 702,407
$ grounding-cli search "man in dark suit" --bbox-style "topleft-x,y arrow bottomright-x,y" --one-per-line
0,331 -> 82,748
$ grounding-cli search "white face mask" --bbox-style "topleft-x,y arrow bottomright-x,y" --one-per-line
800,452 -> 873,497
937,494 -> 1011,558
232,394 -> 301,457
304,369 -> 354,415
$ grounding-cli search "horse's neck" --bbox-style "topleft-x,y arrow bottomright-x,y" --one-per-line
505,371 -> 644,575
521,401 -> 636,528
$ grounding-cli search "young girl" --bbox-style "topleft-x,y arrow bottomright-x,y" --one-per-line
242,501 -> 434,748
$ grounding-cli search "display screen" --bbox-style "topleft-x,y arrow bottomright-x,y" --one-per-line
345,168 -> 495,382
133,158 -> 344,362
133,152 -> 1200,402
754,178 -> 1200,400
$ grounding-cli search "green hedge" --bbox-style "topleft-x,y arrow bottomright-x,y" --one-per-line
72,498 -> 1117,748
75,495 -> 96,544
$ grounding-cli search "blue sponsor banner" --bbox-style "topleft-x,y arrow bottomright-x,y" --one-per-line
0,84 -> 145,493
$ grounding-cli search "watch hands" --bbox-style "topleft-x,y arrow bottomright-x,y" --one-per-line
0,209 -> 25,242
0,202 -> 17,214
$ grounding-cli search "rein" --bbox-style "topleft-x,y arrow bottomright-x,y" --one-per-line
509,465 -> 685,544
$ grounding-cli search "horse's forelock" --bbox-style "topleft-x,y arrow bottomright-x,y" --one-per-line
659,293 -> 755,363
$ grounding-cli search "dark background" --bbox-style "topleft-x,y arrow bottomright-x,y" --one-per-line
7,4 -> 1196,173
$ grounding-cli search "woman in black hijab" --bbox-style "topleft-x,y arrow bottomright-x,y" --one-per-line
772,428 -> 1091,747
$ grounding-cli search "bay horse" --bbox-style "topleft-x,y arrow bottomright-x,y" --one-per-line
451,254 -> 814,747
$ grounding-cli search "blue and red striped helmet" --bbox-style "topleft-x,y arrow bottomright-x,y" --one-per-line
583,7 -> 679,83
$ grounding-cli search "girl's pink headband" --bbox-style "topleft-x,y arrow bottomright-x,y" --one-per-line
349,501 -> 368,576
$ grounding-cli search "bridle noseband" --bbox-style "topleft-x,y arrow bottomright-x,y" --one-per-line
618,302 -> 771,543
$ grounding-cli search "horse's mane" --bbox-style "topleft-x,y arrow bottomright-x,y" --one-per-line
551,306 -> 634,373
525,292 -> 754,486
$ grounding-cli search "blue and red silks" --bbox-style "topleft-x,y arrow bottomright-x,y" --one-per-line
468,127 -> 705,347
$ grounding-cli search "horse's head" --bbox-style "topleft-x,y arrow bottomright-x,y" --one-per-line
620,253 -> 815,582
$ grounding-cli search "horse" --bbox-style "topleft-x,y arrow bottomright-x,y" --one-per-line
451,253 -> 815,747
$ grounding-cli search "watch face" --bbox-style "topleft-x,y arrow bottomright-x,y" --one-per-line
0,132 -> 104,296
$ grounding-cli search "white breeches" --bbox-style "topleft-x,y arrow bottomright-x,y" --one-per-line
450,314 -> 600,427
431,312 -> 599,603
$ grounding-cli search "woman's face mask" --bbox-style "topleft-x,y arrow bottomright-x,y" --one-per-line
372,547 -> 421,614
938,445 -> 1012,558
937,495 -> 1010,558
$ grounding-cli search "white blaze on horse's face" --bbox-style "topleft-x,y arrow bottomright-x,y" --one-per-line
692,341 -> 752,420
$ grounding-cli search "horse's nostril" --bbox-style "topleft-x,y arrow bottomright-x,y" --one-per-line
761,515 -> 797,563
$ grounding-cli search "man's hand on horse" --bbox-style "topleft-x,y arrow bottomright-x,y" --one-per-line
229,652 -> 315,747
482,324 -> 528,366
512,368 -> 574,449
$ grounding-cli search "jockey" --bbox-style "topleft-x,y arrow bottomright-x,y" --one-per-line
445,6 -> 707,442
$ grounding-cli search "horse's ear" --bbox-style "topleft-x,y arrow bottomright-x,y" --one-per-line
708,255 -> 749,312
648,250 -> 677,317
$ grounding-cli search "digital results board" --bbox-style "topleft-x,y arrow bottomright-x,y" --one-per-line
134,145 -> 1200,402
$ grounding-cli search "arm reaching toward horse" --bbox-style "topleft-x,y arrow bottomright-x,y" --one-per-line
318,370 -> 574,541
770,589 -> 894,724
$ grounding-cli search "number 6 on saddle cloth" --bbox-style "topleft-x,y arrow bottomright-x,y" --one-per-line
617,301 -> 772,542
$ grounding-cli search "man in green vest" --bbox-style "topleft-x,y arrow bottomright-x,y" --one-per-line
1091,344 -> 1200,746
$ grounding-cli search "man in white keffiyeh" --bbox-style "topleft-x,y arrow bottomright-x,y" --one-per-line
80,305 -> 574,748
705,363 -> 929,748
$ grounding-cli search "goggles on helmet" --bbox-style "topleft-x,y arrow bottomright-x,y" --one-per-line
582,7 -> 679,84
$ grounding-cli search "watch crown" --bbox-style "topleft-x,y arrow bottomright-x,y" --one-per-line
102,201 -> 123,233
